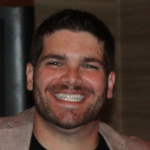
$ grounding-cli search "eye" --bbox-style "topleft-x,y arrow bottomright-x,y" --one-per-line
84,65 -> 98,69
46,62 -> 61,66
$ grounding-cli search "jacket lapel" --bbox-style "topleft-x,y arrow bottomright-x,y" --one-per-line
99,122 -> 126,150
0,123 -> 33,150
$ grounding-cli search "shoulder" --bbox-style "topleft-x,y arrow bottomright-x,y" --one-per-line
99,122 -> 150,150
0,107 -> 34,129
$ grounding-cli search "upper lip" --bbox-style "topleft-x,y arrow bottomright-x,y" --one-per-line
54,89 -> 86,95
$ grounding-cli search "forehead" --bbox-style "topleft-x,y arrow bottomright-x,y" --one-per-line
40,30 -> 104,60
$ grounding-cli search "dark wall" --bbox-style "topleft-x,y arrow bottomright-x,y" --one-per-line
0,7 -> 34,116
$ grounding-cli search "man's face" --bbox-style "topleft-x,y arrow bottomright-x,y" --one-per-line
27,30 -> 115,129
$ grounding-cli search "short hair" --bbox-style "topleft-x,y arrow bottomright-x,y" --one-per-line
30,9 -> 115,74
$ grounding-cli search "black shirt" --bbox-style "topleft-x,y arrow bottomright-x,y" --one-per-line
29,133 -> 110,150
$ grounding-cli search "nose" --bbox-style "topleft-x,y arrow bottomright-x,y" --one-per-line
60,67 -> 83,86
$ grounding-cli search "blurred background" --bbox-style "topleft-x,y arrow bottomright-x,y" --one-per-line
0,0 -> 150,140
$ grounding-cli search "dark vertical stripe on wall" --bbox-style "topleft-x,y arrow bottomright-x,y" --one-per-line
0,20 -> 5,116
0,7 -> 34,116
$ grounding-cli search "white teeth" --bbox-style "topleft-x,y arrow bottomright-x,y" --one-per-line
55,93 -> 84,102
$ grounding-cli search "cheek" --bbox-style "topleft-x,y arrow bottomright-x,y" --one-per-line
83,73 -> 107,93
35,68 -> 61,88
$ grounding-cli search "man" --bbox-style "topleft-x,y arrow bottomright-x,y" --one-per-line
0,9 -> 150,150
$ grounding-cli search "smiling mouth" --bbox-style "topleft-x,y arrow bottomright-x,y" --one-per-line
55,93 -> 84,102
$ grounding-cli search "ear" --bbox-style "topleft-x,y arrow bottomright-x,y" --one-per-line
26,63 -> 34,91
107,71 -> 115,99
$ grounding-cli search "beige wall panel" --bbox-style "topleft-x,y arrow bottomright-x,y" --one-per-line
34,1 -> 116,29
120,1 -> 150,140
34,0 -> 150,141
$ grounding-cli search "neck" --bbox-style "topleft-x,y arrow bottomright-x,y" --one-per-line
33,111 -> 100,150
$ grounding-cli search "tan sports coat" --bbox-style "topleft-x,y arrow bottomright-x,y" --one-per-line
0,108 -> 150,150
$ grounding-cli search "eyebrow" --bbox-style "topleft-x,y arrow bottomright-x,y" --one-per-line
83,57 -> 105,66
39,54 -> 66,63
39,54 -> 105,66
